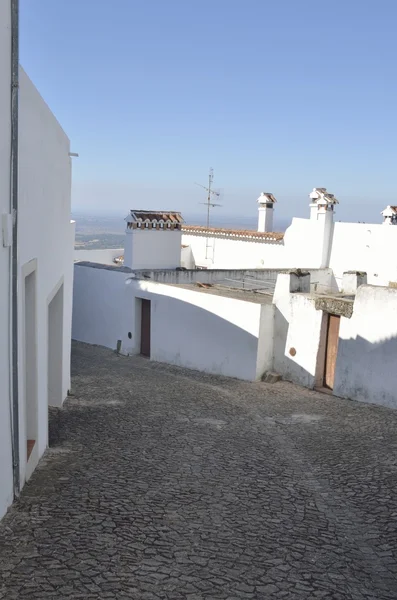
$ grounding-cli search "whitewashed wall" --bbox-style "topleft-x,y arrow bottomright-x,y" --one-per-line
72,264 -> 274,381
329,222 -> 397,288
125,229 -> 182,270
133,280 -> 274,380
75,247 -> 123,266
0,0 -> 14,520
182,232 -> 285,269
72,265 -> 134,353
182,217 -> 397,291
18,68 -> 75,484
334,286 -> 397,409
272,273 -> 323,388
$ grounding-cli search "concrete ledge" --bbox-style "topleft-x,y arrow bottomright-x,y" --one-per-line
315,296 -> 354,318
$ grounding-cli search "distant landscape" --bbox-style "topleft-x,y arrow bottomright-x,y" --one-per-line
72,212 -> 290,250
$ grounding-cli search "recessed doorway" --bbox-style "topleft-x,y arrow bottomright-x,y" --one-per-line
24,270 -> 37,462
140,299 -> 151,358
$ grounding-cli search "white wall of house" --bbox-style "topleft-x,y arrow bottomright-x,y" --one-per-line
72,265 -> 134,353
18,68 -> 75,484
72,264 -> 274,381
272,273 -> 323,388
329,222 -> 397,288
182,214 -> 397,291
182,232 -> 285,270
0,0 -> 14,521
334,285 -> 397,409
75,247 -> 123,266
124,229 -> 182,270
132,280 -> 273,381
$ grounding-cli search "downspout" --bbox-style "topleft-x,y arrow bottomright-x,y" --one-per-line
10,0 -> 20,498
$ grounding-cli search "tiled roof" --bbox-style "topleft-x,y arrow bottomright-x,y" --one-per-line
126,210 -> 184,230
181,225 -> 284,242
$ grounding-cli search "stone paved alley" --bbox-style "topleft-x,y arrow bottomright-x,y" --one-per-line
1,342 -> 397,599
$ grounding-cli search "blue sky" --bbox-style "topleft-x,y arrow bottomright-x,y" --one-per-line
20,0 -> 397,224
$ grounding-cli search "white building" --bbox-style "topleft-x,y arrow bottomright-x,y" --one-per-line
0,4 -> 75,520
72,188 -> 397,412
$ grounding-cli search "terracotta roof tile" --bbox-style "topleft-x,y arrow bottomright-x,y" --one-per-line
182,225 -> 284,242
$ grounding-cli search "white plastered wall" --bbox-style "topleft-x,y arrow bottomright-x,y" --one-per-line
334,285 -> 397,408
18,68 -> 75,484
72,265 -> 134,354
0,0 -> 14,520
72,264 -> 274,381
182,233 -> 285,269
272,273 -> 323,388
329,222 -> 397,288
132,280 -> 273,380
124,229 -> 182,270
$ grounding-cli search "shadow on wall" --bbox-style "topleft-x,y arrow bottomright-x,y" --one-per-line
274,307 -> 397,410
335,333 -> 397,409
273,308 -> 318,389
143,293 -> 267,381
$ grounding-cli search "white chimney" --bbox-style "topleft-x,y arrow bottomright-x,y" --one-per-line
257,192 -> 276,232
309,187 -> 338,268
381,205 -> 397,225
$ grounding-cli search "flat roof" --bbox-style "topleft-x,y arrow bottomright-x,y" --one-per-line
169,283 -> 273,304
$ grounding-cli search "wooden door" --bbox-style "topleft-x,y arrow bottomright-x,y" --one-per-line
324,314 -> 340,390
140,299 -> 151,357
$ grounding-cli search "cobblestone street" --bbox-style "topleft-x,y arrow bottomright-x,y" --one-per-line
1,342 -> 397,599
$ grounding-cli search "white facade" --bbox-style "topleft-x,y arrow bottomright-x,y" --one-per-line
334,285 -> 397,408
0,59 -> 75,519
72,259 -> 397,410
272,272 -> 324,389
72,264 -> 274,381
125,229 -> 182,270
0,0 -> 14,521
18,67 -> 75,484
182,228 -> 285,270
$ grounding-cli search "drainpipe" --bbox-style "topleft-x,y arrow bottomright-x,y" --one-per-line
10,0 -> 20,498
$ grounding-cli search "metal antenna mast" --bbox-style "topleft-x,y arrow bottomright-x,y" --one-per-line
195,168 -> 222,230
194,168 -> 223,261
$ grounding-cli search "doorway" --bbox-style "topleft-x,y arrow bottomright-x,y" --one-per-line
323,314 -> 340,390
48,284 -> 64,407
24,270 -> 37,462
140,299 -> 151,357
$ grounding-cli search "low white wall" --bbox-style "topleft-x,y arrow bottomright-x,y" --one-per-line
132,281 -> 273,380
74,247 -> 123,265
182,233 -> 285,269
72,263 -> 274,381
72,265 -> 133,354
0,0 -> 13,520
334,285 -> 397,408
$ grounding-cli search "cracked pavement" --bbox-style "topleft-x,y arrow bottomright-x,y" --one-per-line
1,341 -> 397,599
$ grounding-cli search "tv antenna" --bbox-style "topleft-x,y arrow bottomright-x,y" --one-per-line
195,168 -> 222,230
